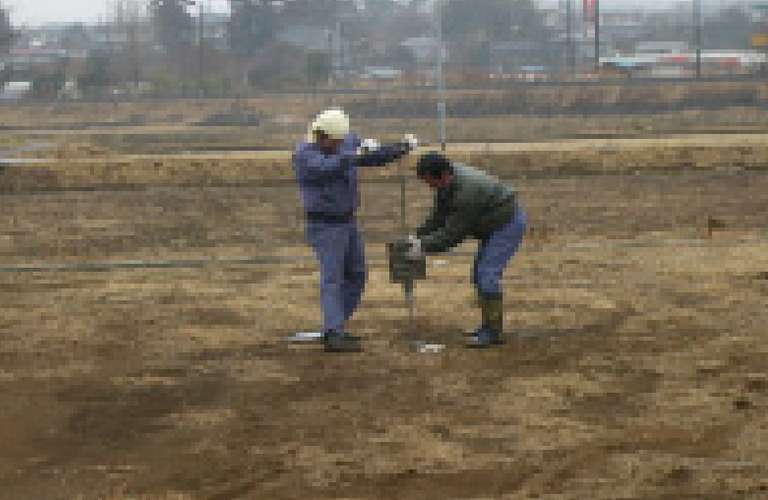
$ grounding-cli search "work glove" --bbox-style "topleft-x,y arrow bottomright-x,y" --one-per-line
359,137 -> 380,154
406,234 -> 423,260
392,237 -> 411,254
402,133 -> 419,153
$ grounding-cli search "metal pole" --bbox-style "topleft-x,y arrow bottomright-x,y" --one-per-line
105,1 -> 115,100
694,0 -> 702,79
328,1 -> 340,95
565,0 -> 576,77
400,166 -> 407,235
335,19 -> 342,87
594,0 -> 600,73
198,1 -> 204,98
405,282 -> 414,327
399,159 -> 414,328
128,1 -> 140,91
105,1 -> 113,57
436,0 -> 447,151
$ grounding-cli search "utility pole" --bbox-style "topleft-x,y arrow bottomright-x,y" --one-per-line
126,0 -> 141,92
105,1 -> 113,58
566,0 -> 575,78
326,1 -> 343,95
334,19 -> 342,87
436,0 -> 446,151
198,1 -> 204,98
694,0 -> 702,79
105,1 -> 115,101
594,0 -> 600,73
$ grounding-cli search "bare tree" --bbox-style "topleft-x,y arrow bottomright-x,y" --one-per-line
149,0 -> 194,55
123,1 -> 144,89
0,2 -> 17,53
442,0 -> 550,43
228,0 -> 275,57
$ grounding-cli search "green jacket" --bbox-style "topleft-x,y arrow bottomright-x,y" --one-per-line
416,164 -> 518,253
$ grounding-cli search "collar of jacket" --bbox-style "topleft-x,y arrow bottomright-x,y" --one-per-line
437,164 -> 465,200
308,133 -> 358,156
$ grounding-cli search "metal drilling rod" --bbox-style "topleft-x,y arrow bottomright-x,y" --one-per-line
399,157 -> 415,331
400,160 -> 407,233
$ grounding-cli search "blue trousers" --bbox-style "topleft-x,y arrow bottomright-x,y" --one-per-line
306,221 -> 367,333
471,207 -> 527,298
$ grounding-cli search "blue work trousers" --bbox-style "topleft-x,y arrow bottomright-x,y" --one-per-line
306,221 -> 367,333
471,207 -> 527,298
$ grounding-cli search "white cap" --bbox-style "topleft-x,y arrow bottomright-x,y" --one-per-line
309,107 -> 350,140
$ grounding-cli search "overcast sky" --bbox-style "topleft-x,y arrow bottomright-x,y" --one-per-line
2,0 -> 742,26
4,0 -> 231,26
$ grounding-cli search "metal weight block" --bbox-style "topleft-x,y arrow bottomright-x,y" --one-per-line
387,242 -> 427,285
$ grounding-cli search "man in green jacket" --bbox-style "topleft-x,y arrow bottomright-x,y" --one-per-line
401,152 -> 527,347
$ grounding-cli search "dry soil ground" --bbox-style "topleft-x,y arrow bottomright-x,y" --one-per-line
0,154 -> 767,499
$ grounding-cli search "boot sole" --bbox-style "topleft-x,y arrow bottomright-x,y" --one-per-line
465,338 -> 505,348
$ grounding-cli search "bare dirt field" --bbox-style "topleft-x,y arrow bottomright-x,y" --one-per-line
1,143 -> 767,499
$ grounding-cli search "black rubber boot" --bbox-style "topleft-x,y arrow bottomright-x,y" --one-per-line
323,330 -> 362,353
466,293 -> 504,348
464,293 -> 488,336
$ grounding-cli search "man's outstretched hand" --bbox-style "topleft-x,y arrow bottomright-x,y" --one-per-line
402,133 -> 419,153
406,234 -> 423,260
359,138 -> 380,153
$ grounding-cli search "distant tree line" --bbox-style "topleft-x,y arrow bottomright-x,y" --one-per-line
4,0 -> 764,99
0,2 -> 16,57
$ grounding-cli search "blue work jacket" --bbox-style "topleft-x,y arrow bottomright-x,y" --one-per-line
293,133 -> 406,216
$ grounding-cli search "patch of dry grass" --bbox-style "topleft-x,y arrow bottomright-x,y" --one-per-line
1,142 -> 767,499
2,133 -> 768,194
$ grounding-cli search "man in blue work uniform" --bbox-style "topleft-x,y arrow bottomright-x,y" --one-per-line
293,108 -> 417,352
401,152 -> 527,347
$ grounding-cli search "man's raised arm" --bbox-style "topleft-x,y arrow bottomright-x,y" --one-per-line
356,134 -> 418,167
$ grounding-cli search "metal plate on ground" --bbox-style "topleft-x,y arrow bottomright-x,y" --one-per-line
411,341 -> 446,354
285,331 -> 324,343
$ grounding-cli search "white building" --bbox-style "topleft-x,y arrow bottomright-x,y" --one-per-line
0,81 -> 33,100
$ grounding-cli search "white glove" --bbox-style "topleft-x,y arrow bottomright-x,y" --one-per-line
359,138 -> 380,154
403,133 -> 419,152
406,234 -> 422,260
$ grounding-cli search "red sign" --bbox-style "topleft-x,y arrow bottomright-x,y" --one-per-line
662,54 -> 691,64
584,0 -> 597,21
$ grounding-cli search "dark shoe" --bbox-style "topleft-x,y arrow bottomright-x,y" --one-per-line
466,326 -> 504,348
323,330 -> 362,353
